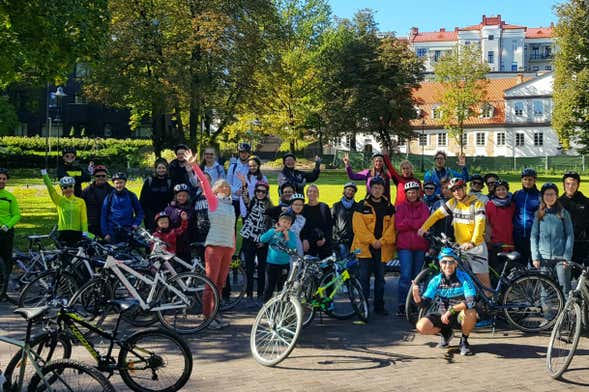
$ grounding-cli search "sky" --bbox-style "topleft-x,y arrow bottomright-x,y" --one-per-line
327,0 -> 560,36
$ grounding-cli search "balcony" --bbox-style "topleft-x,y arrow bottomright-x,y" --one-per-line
529,53 -> 553,61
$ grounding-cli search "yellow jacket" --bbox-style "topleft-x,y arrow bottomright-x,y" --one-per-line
352,198 -> 396,262
421,195 -> 485,245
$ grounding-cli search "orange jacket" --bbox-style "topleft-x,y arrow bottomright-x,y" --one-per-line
351,197 -> 396,262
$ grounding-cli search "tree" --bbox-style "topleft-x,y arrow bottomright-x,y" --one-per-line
553,0 -> 589,151
0,0 -> 109,87
434,44 -> 490,155
0,95 -> 18,135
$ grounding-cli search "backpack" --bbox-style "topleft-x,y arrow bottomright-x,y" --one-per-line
146,176 -> 172,189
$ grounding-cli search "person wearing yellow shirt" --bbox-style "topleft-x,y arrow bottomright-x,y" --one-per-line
418,177 -> 491,292
41,169 -> 88,246
0,168 -> 20,295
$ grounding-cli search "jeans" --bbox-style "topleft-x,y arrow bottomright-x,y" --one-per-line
514,235 -> 532,267
0,230 -> 14,294
241,238 -> 268,298
263,263 -> 290,302
541,259 -> 572,295
398,249 -> 425,305
358,248 -> 385,310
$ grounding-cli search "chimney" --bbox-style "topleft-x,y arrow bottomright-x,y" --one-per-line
516,74 -> 524,84
440,28 -> 445,32
454,27 -> 459,32
550,22 -> 554,28
482,15 -> 486,24
409,27 -> 419,39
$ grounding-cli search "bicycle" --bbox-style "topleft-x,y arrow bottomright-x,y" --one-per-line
6,300 -> 192,392
546,261 -> 589,379
416,234 -> 565,333
0,306 -> 114,391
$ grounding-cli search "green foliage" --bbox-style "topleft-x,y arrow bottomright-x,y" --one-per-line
553,0 -> 589,151
0,95 -> 19,135
434,44 -> 490,154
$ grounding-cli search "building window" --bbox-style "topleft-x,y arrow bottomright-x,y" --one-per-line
481,104 -> 494,118
514,102 -> 524,116
515,133 -> 525,146
532,46 -> 539,59
434,50 -> 441,62
419,133 -> 427,146
512,41 -> 518,52
488,51 -> 494,64
500,61 -> 505,71
432,107 -> 442,119
545,47 -> 552,58
476,132 -> 485,146
416,48 -> 427,57
488,34 -> 494,41
464,41 -> 471,46
545,65 -> 552,71
534,132 -> 544,146
511,62 -> 518,71
437,133 -> 447,147
461,133 -> 467,147
532,65 -> 539,71
345,135 -> 351,148
496,132 -> 506,146
74,93 -> 87,104
533,100 -> 544,116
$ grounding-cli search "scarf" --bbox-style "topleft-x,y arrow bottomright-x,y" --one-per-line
341,197 -> 354,209
490,192 -> 513,207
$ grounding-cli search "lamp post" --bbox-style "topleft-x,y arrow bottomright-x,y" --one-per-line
421,117 -> 426,172
54,87 -> 67,169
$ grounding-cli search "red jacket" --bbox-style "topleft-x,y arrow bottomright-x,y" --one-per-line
384,155 -> 422,206
485,200 -> 515,248
152,219 -> 188,254
395,200 -> 429,251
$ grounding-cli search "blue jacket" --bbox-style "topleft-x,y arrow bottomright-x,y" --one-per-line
101,189 -> 144,237
259,228 -> 298,265
422,270 -> 477,311
513,187 -> 541,239
531,208 -> 574,262
424,166 -> 469,196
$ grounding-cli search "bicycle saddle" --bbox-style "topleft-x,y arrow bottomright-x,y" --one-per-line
107,299 -> 140,313
14,306 -> 50,321
498,251 -> 521,261
27,234 -> 49,241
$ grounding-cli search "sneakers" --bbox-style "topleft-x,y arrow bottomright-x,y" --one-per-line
216,315 -> 230,328
437,327 -> 453,348
475,319 -> 493,328
208,316 -> 230,330
459,336 -> 473,356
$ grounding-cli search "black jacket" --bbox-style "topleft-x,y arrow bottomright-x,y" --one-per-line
81,182 -> 114,236
559,191 -> 589,241
139,175 -> 174,231
57,161 -> 91,197
168,159 -> 192,188
277,162 -> 320,194
331,200 -> 360,245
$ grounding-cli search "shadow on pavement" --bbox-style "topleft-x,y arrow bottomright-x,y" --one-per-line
275,354 -> 391,371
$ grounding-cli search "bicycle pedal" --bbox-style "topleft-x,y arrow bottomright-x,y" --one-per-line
352,320 -> 367,325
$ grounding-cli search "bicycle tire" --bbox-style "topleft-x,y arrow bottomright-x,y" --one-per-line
4,331 -> 72,388
118,328 -> 193,392
299,274 -> 317,328
220,265 -> 246,311
156,272 -> 218,334
546,300 -> 582,379
250,295 -> 303,367
67,277 -> 115,331
0,255 -> 8,300
28,359 -> 115,391
18,270 -> 79,308
502,273 -> 564,332
319,271 -> 356,320
405,267 -> 438,327
5,253 -> 50,305
347,277 -> 369,322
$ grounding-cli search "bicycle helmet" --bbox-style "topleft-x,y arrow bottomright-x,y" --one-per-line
290,193 -> 305,203
404,181 -> 420,191
154,211 -> 170,224
438,247 -> 459,262
254,181 -> 270,191
371,152 -> 384,160
448,177 -> 466,191
521,168 -> 537,178
59,176 -> 76,188
93,165 -> 108,175
343,182 -> 358,191
541,182 -> 559,195
470,174 -> 484,183
238,142 -> 251,152
61,147 -> 76,156
0,168 -> 9,179
174,183 -> 190,194
174,144 -> 189,154
563,171 -> 581,183
493,179 -> 509,191
282,152 -> 296,162
370,176 -> 386,187
112,172 -> 127,181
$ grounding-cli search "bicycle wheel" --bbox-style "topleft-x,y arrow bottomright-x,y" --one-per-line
28,359 -> 115,391
546,300 -> 582,379
118,329 -> 193,392
6,253 -> 50,305
67,277 -> 115,331
347,277 -> 369,322
18,270 -> 79,307
318,271 -> 356,320
405,267 -> 438,327
156,272 -> 218,334
502,273 -> 564,332
4,331 -> 72,387
220,265 -> 246,311
299,275 -> 317,328
250,295 -> 303,367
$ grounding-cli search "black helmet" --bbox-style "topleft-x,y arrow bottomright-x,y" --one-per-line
282,152 -> 296,162
112,172 -> 127,181
62,147 -> 76,156
174,144 -> 189,154
154,211 -> 169,224
521,168 -> 537,178
470,174 -> 484,183
370,176 -> 386,187
541,182 -> 559,195
238,142 -> 251,152
563,171 -> 581,183
174,183 -> 190,194
494,179 -> 509,191
0,168 -> 9,179
343,182 -> 358,191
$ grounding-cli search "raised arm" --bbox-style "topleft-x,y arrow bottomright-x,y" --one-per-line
192,163 -> 218,212
383,154 -> 402,183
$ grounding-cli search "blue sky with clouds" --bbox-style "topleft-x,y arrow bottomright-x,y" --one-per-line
327,0 -> 559,35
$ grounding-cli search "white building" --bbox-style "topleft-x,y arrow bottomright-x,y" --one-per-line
406,15 -> 555,73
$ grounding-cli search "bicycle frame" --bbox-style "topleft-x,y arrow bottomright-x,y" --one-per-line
104,256 -> 191,312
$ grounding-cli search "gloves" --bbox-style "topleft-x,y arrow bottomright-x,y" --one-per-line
1,225 -> 8,232
40,169 -> 48,176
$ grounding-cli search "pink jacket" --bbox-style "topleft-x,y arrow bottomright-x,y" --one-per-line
395,200 -> 430,251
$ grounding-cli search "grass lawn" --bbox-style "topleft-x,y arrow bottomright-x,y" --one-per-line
7,169 -> 588,250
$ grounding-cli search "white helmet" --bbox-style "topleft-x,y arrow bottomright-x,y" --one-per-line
404,181 -> 420,191
59,176 -> 76,188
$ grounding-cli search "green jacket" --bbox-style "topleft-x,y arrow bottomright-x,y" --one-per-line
43,174 -> 88,232
0,188 -> 20,229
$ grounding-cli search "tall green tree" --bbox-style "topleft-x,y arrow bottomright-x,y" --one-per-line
553,0 -> 589,151
0,0 -> 109,87
434,44 -> 490,155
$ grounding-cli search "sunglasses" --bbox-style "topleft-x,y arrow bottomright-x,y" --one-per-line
61,185 -> 74,189
424,187 -> 435,191
486,181 -> 496,186
440,259 -> 457,265
471,181 -> 483,185
94,174 -> 107,178
255,189 -> 267,194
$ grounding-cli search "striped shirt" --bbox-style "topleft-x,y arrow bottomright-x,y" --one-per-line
422,270 -> 477,312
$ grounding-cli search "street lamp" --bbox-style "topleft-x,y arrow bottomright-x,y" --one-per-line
421,116 -> 426,172
54,87 -> 67,169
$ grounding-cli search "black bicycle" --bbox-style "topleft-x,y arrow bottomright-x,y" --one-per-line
5,300 -> 192,392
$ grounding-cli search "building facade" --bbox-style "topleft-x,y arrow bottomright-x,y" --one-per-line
406,15 -> 555,73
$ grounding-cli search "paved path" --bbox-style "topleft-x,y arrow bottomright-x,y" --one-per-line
1,276 -> 588,391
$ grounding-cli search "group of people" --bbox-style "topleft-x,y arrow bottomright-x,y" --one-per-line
1,146 -> 588,347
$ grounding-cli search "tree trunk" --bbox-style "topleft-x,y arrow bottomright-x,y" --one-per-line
350,131 -> 357,152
